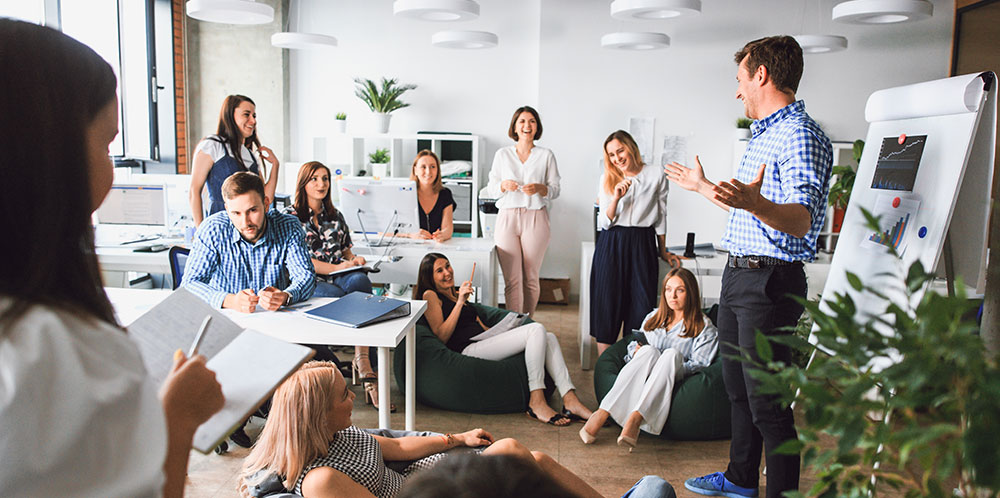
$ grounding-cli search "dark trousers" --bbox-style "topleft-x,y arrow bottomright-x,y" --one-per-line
590,226 -> 658,345
718,264 -> 805,497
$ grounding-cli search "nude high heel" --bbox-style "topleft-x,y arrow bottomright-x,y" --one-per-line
352,348 -> 376,386
617,434 -> 637,452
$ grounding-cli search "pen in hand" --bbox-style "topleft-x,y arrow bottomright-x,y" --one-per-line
188,316 -> 212,357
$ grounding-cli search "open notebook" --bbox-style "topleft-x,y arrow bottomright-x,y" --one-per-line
125,288 -> 314,453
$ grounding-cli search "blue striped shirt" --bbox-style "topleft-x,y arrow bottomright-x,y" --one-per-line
721,100 -> 833,262
181,210 -> 316,308
626,311 -> 719,376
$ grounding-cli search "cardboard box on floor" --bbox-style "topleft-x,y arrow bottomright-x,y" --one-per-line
538,278 -> 570,305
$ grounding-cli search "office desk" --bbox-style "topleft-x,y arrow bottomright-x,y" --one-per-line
106,288 -> 427,430
577,241 -> 831,370
353,237 -> 499,307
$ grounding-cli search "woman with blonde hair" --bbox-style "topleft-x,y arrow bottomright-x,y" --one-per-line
580,268 -> 718,450
240,361 -> 603,498
591,130 -> 681,358
408,149 -> 455,242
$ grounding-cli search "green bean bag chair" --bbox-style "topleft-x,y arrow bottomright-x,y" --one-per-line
393,303 -> 554,414
594,332 -> 731,441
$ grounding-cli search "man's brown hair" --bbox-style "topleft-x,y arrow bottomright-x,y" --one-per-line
734,35 -> 803,94
221,171 -> 265,203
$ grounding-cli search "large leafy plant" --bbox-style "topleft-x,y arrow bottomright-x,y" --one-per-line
742,210 -> 1000,498
354,77 -> 417,114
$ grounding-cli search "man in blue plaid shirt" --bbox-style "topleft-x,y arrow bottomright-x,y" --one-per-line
182,172 -> 315,312
665,36 -> 832,498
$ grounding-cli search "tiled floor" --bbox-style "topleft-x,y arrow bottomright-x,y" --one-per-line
184,303 -> 789,497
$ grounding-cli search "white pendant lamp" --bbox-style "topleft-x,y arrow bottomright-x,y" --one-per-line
432,30 -> 497,49
394,0 -> 480,22
794,35 -> 848,54
610,0 -> 701,20
601,32 -> 670,50
832,0 -> 932,24
271,32 -> 338,50
186,0 -> 274,25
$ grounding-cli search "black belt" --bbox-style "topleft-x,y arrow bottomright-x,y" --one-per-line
727,255 -> 799,269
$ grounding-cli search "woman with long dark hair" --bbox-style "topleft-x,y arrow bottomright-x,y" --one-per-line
580,268 -> 718,450
283,161 -> 392,411
413,253 -> 592,426
0,19 -> 223,497
189,94 -> 280,224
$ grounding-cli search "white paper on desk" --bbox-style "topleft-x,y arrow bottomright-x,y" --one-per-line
469,312 -> 528,342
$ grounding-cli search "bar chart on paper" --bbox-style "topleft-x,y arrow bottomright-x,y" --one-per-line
862,193 -> 921,255
868,212 -> 910,251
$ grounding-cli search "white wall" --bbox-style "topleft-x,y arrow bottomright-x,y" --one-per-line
287,0 -> 954,296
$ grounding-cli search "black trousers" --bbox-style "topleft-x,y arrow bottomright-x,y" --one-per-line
589,226 -> 658,345
718,263 -> 805,497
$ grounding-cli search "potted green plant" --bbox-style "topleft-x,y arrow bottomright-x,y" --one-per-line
368,148 -> 390,178
735,117 -> 752,140
828,139 -> 864,233
743,239 -> 1000,497
354,77 -> 417,134
335,112 -> 347,134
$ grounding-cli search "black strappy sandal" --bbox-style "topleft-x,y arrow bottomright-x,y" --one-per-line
526,407 -> 571,426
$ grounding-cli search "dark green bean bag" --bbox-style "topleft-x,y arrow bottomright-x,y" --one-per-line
393,303 -> 554,414
594,332 -> 731,441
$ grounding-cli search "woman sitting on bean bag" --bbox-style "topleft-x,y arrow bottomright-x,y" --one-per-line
580,267 -> 718,450
414,253 -> 593,426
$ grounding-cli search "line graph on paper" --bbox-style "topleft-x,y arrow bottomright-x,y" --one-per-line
871,135 -> 927,191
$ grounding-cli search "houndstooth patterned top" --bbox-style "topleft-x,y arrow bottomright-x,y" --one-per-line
293,426 -> 446,498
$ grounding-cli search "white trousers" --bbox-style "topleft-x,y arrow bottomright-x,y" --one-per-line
461,322 -> 575,396
599,346 -> 685,435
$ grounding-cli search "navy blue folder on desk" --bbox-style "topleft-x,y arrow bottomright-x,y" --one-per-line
303,292 -> 411,328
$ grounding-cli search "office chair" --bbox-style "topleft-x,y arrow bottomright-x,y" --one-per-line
168,246 -> 190,290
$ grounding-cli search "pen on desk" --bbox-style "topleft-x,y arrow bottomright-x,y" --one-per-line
188,316 -> 212,357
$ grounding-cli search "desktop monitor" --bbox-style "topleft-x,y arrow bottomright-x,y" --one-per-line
337,178 -> 418,242
96,183 -> 168,227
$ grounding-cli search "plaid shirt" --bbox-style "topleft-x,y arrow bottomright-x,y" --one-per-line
626,311 -> 719,376
181,210 -> 316,308
721,100 -> 832,262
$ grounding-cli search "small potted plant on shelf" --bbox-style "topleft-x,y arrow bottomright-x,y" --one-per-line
828,139 -> 864,233
368,148 -> 390,178
354,77 -> 417,134
335,112 -> 347,134
735,117 -> 752,139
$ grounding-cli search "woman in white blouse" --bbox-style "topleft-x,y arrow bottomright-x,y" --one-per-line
0,19 -> 224,497
580,268 -> 718,450
591,130 -> 681,357
485,106 -> 560,316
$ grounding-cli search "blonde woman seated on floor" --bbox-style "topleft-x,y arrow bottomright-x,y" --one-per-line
239,362 -> 603,498
580,268 -> 719,450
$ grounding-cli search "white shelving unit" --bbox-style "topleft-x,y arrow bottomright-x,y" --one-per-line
315,133 -> 484,236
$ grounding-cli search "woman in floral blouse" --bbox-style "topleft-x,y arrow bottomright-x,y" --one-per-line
285,161 -> 392,411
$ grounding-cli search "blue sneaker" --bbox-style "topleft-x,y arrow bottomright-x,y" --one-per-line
684,472 -> 758,498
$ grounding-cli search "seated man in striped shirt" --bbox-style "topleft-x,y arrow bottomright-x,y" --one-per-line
182,171 -> 315,313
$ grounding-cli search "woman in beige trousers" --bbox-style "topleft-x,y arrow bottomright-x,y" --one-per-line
486,106 -> 561,315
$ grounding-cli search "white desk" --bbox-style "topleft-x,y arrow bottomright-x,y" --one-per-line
353,237 -> 499,307
106,288 -> 427,430
577,241 -> 831,370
